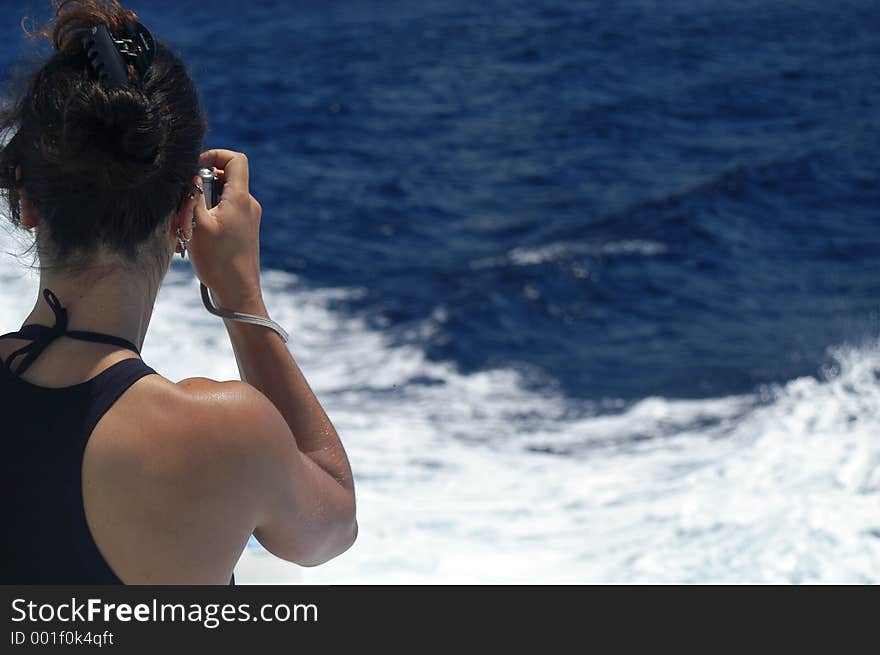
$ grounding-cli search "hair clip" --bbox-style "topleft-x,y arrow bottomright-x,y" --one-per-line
82,23 -> 129,87
120,20 -> 155,81
81,21 -> 155,88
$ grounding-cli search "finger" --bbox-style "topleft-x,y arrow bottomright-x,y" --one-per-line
199,149 -> 237,169
199,149 -> 249,194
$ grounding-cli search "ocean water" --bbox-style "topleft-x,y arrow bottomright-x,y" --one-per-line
1,0 -> 879,582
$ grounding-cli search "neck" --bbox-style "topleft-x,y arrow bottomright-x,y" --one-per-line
23,265 -> 161,351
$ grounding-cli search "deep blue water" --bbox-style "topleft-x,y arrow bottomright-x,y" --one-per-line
2,0 -> 879,401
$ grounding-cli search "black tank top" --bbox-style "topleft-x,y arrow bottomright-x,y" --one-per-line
0,288 -> 234,585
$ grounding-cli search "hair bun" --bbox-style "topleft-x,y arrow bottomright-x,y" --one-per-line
59,83 -> 165,189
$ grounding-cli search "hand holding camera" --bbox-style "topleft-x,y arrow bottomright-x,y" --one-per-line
189,149 -> 266,313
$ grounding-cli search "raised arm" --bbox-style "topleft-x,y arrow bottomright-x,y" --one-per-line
187,149 -> 356,565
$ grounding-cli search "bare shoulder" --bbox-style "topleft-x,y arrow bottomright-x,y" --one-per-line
116,375 -> 263,451
88,370 -> 356,576
160,376 -> 296,493
87,374 -> 274,503
83,374 -> 283,582
172,376 -> 288,450
173,375 -> 261,423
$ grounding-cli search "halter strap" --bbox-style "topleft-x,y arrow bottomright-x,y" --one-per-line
0,288 -> 141,378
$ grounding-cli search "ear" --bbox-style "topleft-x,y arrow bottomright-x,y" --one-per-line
170,179 -> 200,248
17,166 -> 40,230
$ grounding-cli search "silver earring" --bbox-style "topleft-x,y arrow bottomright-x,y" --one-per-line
176,227 -> 192,259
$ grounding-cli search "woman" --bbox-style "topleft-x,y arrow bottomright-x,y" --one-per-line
0,0 -> 357,584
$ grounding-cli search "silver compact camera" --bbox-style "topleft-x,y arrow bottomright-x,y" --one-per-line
198,168 -> 223,210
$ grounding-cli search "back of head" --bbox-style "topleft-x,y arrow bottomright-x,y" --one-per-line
0,0 -> 206,271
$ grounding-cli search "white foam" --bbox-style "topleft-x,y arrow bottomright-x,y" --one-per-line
508,239 -> 667,266
1,224 -> 878,583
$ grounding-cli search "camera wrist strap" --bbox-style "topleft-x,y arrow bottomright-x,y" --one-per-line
200,283 -> 290,343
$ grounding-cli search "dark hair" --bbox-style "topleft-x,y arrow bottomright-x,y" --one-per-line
0,0 -> 206,269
